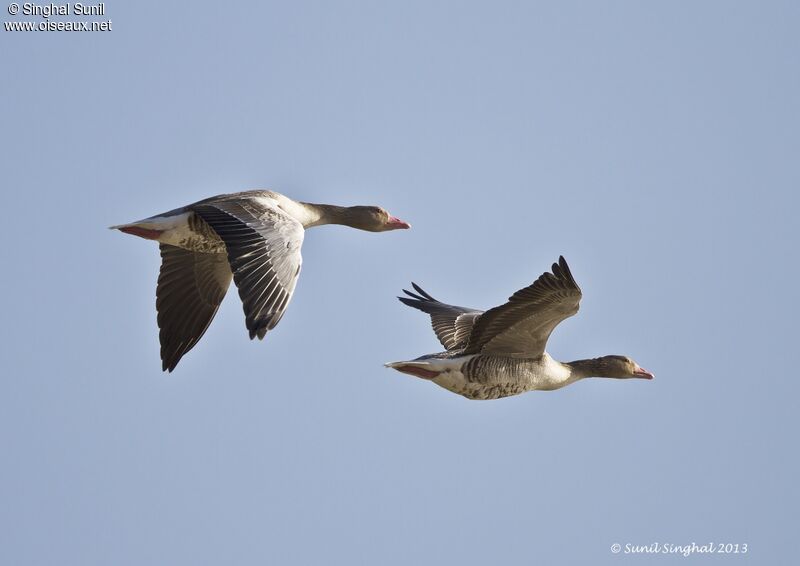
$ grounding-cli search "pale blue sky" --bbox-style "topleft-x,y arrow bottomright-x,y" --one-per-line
2,1 -> 798,564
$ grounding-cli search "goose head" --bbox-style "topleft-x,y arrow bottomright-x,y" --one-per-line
345,206 -> 411,231
596,355 -> 654,379
568,355 -> 654,380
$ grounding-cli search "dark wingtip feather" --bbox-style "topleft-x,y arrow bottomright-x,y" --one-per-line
557,255 -> 578,286
247,318 -> 270,340
411,282 -> 435,301
161,345 -> 182,372
549,255 -> 571,282
402,288 -> 425,301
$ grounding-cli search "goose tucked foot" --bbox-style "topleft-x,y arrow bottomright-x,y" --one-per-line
384,361 -> 442,380
116,225 -> 164,240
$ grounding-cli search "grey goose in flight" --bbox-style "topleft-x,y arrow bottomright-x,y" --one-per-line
387,256 -> 653,400
112,190 -> 409,371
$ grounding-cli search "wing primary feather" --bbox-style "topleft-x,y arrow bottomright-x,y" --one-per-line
155,244 -> 232,372
461,256 -> 583,357
396,282 -> 483,351
411,282 -> 436,301
402,289 -> 426,301
192,201 -> 304,344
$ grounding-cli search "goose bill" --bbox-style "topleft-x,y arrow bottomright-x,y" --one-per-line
386,215 -> 411,229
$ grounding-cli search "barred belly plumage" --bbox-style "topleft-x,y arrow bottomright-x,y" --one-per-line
434,355 -> 537,400
463,355 -> 531,383
431,354 -> 576,400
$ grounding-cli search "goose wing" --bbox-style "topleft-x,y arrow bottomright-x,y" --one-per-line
156,245 -> 232,372
193,199 -> 304,341
399,283 -> 483,351
462,256 -> 582,358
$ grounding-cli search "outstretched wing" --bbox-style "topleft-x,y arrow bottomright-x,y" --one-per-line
193,200 -> 304,341
398,283 -> 483,351
156,244 -> 233,372
462,256 -> 582,358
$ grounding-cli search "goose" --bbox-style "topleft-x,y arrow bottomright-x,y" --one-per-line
112,190 -> 409,371
386,256 -> 653,400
